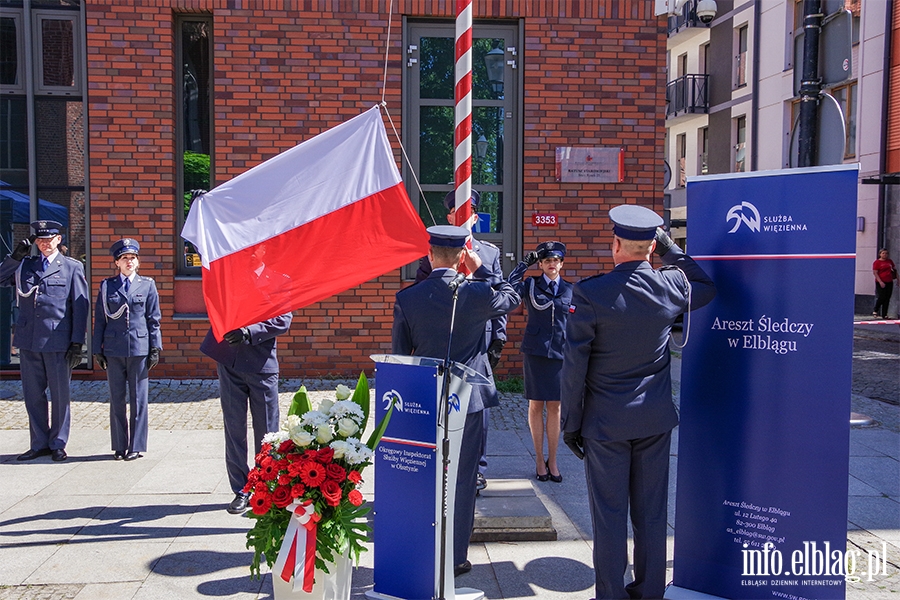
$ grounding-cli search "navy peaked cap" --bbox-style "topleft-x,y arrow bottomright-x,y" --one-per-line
31,220 -> 63,238
537,241 -> 566,260
443,189 -> 481,211
427,225 -> 470,248
111,238 -> 140,259
609,205 -> 663,240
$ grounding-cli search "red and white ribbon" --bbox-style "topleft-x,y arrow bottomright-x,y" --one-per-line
454,0 -> 474,238
274,499 -> 318,592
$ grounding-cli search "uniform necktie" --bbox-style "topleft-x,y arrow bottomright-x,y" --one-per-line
41,257 -> 49,271
549,280 -> 557,296
123,278 -> 130,293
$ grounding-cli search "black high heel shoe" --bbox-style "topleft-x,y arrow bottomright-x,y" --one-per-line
547,460 -> 563,483
536,461 -> 550,482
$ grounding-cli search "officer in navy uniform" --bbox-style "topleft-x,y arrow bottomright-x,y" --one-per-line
416,190 -> 505,492
200,313 -> 293,514
393,225 -> 520,577
0,220 -> 89,462
560,205 -> 716,600
508,241 -> 573,483
92,238 -> 162,461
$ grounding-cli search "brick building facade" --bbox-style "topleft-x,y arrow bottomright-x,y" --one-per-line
2,0 -> 666,380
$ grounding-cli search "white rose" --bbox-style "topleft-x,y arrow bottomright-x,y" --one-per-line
337,418 -> 359,437
291,429 -> 315,447
335,384 -> 352,400
318,398 -> 334,413
330,440 -> 351,460
316,424 -> 334,444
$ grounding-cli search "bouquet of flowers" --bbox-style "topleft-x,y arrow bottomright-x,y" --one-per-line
245,373 -> 391,582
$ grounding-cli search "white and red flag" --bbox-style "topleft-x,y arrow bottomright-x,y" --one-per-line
182,106 -> 430,341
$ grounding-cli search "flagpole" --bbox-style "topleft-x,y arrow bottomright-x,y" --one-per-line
453,0 -> 474,239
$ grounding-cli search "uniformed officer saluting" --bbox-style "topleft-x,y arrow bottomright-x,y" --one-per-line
508,241 -> 573,483
0,220 -> 89,462
92,238 -> 162,461
393,225 -> 521,577
560,205 -> 716,600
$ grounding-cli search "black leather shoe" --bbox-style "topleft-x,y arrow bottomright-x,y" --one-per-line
51,449 -> 67,462
114,451 -> 125,460
454,560 -> 472,577
547,460 -> 562,483
227,493 -> 249,514
123,452 -> 142,461
17,448 -> 51,461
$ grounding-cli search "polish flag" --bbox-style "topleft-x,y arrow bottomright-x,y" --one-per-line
182,106 -> 430,341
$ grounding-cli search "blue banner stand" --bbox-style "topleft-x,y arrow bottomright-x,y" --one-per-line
366,354 -> 488,600
668,165 -> 858,600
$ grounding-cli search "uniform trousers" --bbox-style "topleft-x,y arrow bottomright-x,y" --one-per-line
106,355 -> 149,453
584,430 -> 672,600
454,409 -> 484,566
20,349 -> 71,451
217,364 -> 280,495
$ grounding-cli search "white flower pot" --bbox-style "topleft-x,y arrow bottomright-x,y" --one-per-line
272,548 -> 352,600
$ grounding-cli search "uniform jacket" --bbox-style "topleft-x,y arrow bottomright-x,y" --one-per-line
392,267 -> 520,413
416,237 -> 507,343
92,274 -> 162,357
0,254 -> 89,353
508,261 -> 573,360
560,247 -> 716,442
199,313 -> 293,374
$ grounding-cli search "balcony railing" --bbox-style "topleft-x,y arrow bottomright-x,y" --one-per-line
667,0 -> 711,35
666,74 -> 709,118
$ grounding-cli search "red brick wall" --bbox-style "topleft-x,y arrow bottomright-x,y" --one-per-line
84,0 -> 665,380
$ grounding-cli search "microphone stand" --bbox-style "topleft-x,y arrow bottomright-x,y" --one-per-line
437,272 -> 464,600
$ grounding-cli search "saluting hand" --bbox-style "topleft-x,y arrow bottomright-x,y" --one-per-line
462,248 -> 482,273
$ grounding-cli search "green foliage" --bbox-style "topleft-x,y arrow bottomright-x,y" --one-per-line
495,376 -> 524,394
182,151 -> 210,214
349,372 -> 369,425
288,385 -> 312,417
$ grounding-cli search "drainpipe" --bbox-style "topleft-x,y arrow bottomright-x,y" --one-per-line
750,0 -> 761,171
876,0 -> 893,251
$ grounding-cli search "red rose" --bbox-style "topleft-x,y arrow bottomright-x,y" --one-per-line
317,447 -> 335,463
254,481 -> 269,495
347,470 -> 362,484
303,450 -> 319,462
299,461 -> 327,488
291,483 -> 306,498
321,479 -> 342,507
278,473 -> 293,486
325,463 -> 346,483
272,485 -> 293,509
250,493 -> 273,515
278,439 -> 295,454
347,490 -> 364,507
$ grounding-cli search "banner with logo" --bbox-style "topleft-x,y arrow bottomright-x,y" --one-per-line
370,356 -> 472,600
672,165 -> 857,599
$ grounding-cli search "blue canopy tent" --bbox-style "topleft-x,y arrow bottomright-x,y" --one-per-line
1,184 -> 70,226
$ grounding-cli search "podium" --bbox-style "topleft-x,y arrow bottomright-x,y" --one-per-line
365,355 -> 488,600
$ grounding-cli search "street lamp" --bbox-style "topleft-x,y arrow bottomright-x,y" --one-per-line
475,135 -> 488,161
484,47 -> 505,96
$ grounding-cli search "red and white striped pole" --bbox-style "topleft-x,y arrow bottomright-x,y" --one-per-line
453,0 -> 474,239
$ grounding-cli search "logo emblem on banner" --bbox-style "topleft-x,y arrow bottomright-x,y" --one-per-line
382,390 -> 403,412
726,201 -> 761,233
448,393 -> 461,413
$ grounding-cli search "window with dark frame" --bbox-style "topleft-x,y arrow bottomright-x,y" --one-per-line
176,16 -> 212,275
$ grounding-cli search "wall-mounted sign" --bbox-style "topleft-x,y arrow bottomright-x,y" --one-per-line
532,213 -> 558,227
555,147 -> 624,183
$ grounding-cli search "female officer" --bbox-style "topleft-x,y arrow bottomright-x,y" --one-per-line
509,241 -> 572,482
92,239 -> 162,460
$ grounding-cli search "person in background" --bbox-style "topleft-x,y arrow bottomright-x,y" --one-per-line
394,225 -> 520,577
0,220 -> 89,463
872,249 -> 897,319
508,241 -> 572,483
92,238 -> 162,461
561,205 -> 716,599
200,314 -> 293,514
416,190 -> 505,493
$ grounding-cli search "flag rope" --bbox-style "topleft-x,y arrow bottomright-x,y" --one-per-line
380,103 -> 438,227
380,0 -> 393,106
